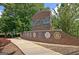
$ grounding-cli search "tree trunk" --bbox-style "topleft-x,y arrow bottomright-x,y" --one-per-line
4,32 -> 7,38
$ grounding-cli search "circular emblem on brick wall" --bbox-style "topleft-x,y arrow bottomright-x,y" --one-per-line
33,32 -> 36,38
53,32 -> 61,39
45,32 -> 51,39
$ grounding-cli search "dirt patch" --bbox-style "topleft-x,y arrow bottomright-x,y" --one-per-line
34,41 -> 79,55
0,43 -> 24,55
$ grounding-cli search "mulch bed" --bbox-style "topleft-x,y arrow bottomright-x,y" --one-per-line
0,38 -> 24,55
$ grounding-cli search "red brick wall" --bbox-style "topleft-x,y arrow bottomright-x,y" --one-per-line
20,30 -> 79,46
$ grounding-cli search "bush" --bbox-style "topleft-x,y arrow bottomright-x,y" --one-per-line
0,33 -> 20,38
0,34 -> 5,37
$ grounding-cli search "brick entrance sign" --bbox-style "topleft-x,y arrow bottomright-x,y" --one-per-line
32,10 -> 52,30
20,10 -> 79,46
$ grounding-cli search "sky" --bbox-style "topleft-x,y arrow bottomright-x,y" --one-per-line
0,6 -> 4,12
44,3 -> 57,9
0,3 -> 57,15
0,6 -> 4,15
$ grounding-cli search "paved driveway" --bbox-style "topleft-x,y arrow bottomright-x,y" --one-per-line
8,38 -> 62,55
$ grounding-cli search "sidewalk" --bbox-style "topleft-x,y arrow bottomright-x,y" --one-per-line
8,38 -> 62,55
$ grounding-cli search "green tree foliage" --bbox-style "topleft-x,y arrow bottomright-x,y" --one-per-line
0,3 -> 44,37
53,3 -> 79,37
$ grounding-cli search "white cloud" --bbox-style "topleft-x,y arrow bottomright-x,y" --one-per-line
51,7 -> 58,16
54,7 -> 58,13
51,9 -> 55,16
0,11 -> 2,16
0,16 -> 1,18
54,4 -> 61,14
51,4 -> 61,16
0,11 -> 2,18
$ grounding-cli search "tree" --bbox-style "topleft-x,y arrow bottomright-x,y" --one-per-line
53,3 -> 79,37
0,3 -> 44,37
